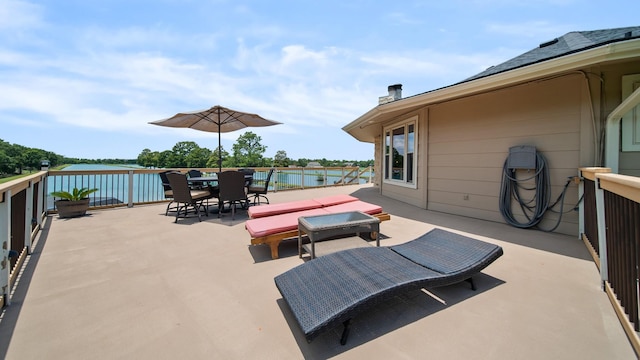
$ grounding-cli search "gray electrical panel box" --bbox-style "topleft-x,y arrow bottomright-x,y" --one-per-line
507,145 -> 537,170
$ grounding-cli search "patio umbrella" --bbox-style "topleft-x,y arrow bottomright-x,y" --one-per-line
149,105 -> 282,172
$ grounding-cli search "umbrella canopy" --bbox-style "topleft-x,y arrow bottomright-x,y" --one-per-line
149,105 -> 282,171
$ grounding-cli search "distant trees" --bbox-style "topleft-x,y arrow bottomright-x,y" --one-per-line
273,150 -> 291,167
138,131 -> 373,169
0,131 -> 374,178
0,139 -> 65,175
232,132 -> 267,167
139,132 -> 270,168
0,138 -> 138,177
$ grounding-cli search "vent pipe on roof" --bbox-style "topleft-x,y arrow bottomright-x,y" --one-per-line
539,38 -> 558,48
378,84 -> 403,105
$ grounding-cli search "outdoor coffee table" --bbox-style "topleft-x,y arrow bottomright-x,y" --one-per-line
298,211 -> 380,259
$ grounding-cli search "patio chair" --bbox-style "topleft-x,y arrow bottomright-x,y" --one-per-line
159,170 -> 180,215
274,228 -> 503,345
166,172 -> 215,223
187,169 -> 205,189
217,170 -> 249,220
238,168 -> 255,189
247,168 -> 274,205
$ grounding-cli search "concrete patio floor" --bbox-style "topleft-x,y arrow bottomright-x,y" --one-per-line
0,184 -> 635,359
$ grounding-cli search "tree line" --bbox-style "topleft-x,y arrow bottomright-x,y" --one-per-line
137,131 -> 372,169
0,139 -> 136,176
1,132 -> 372,177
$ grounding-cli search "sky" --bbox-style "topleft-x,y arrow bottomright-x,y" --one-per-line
1,0 -> 638,162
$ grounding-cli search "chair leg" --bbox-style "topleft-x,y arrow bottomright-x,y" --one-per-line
196,204 -> 202,221
256,194 -> 269,205
174,203 -> 185,223
199,200 -> 208,217
231,202 -> 235,220
252,194 -> 266,206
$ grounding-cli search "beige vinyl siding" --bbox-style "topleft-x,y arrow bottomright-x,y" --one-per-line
426,74 -> 584,235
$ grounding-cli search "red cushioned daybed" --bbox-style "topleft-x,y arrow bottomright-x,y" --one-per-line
247,194 -> 358,219
246,197 -> 390,259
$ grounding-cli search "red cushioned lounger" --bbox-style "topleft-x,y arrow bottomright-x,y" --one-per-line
247,194 -> 358,219
246,199 -> 390,259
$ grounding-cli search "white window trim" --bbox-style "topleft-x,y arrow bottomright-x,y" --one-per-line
382,116 -> 418,189
621,74 -> 640,151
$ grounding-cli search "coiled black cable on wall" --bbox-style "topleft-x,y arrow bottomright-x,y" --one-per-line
499,146 -> 578,232
499,148 -> 550,229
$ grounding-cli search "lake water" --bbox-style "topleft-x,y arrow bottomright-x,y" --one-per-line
63,164 -> 143,170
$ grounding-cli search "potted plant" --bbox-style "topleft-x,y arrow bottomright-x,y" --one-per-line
51,187 -> 99,218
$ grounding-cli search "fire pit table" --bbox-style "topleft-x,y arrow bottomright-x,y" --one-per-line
298,211 -> 380,259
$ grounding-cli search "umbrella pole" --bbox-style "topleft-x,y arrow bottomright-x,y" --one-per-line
218,108 -> 222,173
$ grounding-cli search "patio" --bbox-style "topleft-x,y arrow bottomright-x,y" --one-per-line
0,184 -> 634,359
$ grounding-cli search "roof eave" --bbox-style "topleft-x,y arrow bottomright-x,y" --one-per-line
343,38 -> 640,143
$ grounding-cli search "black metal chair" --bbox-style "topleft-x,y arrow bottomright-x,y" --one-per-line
187,169 -> 205,189
237,168 -> 255,189
217,170 -> 249,219
165,172 -> 215,223
247,168 -> 274,205
159,170 -> 180,215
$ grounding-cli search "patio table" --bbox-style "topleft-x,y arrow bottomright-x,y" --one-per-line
298,211 -> 380,259
187,175 -> 253,213
188,174 -> 253,186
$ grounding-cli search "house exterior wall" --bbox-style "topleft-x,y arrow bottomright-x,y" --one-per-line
373,58 -> 640,236
379,74 -> 593,236
373,135 -> 382,186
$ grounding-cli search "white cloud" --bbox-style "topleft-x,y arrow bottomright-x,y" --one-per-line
0,0 -> 43,30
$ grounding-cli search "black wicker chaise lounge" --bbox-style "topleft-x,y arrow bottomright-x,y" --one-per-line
274,228 -> 504,345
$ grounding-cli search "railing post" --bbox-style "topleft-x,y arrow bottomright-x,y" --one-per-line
273,168 -> 278,193
127,171 -> 134,207
301,167 -> 305,190
42,172 -> 49,214
578,171 -> 584,240
24,181 -> 33,254
36,175 -> 45,225
594,176 -> 608,287
0,189 -> 11,306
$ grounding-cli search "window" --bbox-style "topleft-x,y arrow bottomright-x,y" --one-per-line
383,117 -> 417,187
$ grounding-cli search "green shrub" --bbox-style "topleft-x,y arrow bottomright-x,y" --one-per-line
51,187 -> 98,201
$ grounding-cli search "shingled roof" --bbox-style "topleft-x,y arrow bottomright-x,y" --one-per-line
462,26 -> 640,83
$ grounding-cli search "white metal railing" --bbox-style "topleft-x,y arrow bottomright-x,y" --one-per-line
0,166 -> 374,307
0,171 -> 48,307
45,166 -> 373,211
